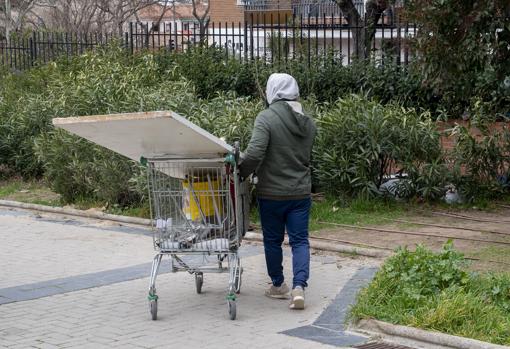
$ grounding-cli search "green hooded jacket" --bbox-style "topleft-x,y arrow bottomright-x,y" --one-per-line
240,100 -> 317,200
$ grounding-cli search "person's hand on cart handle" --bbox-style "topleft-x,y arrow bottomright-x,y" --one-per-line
224,153 -> 236,166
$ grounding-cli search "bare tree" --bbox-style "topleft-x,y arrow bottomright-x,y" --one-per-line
152,0 -> 169,32
96,0 -> 160,35
1,0 -> 198,41
47,0 -> 100,33
191,0 -> 209,42
2,0 -> 12,41
1,0 -> 38,42
334,0 -> 389,59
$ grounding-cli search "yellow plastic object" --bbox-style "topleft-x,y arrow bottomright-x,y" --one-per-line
182,179 -> 222,221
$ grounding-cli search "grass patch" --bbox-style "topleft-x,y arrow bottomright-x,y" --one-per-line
429,193 -> 510,212
106,204 -> 150,219
0,178 -> 150,218
309,197 -> 407,231
350,243 -> 510,345
248,197 -> 409,231
55,197 -> 150,219
469,246 -> 510,263
0,178 -> 61,206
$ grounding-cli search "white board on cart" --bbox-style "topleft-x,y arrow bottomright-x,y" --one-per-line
52,111 -> 234,178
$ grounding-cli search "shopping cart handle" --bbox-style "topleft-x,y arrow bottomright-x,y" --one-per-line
234,141 -> 240,164
224,153 -> 236,165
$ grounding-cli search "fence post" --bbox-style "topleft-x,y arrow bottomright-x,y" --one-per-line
145,22 -> 150,49
129,22 -> 134,54
307,13 -> 311,67
29,36 -> 34,67
244,19 -> 248,62
250,13 -> 254,60
397,22 -> 401,66
404,21 -> 409,65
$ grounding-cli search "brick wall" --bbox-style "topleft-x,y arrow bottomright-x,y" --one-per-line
210,0 -> 245,23
437,121 -> 509,152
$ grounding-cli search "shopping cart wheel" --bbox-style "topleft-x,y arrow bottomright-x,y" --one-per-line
228,300 -> 236,320
195,272 -> 203,294
149,299 -> 158,320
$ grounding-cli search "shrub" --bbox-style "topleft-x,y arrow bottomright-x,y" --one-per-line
4,44 -> 508,205
34,130 -> 144,205
404,0 -> 510,118
1,43 -> 265,205
166,47 -> 263,99
25,45 -> 196,204
313,95 -> 446,199
161,48 -> 446,115
0,65 -> 57,177
350,243 -> 510,345
450,122 -> 510,202
185,92 -> 262,149
350,243 -> 469,323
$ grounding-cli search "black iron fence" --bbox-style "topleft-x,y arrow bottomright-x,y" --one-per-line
0,14 -> 417,71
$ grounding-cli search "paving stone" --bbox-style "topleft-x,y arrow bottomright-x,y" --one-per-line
0,208 -> 381,348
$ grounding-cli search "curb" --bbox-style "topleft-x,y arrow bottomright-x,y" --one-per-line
245,232 -> 389,258
355,319 -> 510,349
0,199 -> 151,226
0,199 -> 389,259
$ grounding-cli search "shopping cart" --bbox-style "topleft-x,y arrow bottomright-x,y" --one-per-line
145,143 -> 250,320
52,111 -> 249,320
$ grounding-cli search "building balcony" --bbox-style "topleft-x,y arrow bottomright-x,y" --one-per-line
237,0 -> 365,16
237,0 -> 291,11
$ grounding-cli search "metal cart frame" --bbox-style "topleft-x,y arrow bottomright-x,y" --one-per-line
146,144 -> 248,320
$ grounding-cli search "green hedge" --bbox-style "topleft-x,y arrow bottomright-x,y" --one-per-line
156,46 -> 508,120
1,45 -> 509,206
313,95 -> 448,200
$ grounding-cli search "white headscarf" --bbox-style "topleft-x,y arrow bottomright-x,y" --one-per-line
265,73 -> 300,105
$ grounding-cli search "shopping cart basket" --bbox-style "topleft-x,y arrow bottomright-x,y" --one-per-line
146,143 -> 249,320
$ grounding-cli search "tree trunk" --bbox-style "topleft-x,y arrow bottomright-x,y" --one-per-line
4,0 -> 11,44
364,0 -> 387,58
118,21 -> 124,36
334,0 -> 388,60
192,0 -> 210,43
335,0 -> 363,58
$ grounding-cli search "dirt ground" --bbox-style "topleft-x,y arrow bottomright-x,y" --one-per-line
313,207 -> 510,272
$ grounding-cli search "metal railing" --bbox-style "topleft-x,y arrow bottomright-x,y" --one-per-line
0,14 -> 416,71
237,0 -> 364,16
292,0 -> 364,17
237,0 -> 291,10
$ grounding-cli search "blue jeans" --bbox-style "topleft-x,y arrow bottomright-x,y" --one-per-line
258,198 -> 311,289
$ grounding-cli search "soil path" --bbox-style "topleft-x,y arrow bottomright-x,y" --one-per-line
314,207 -> 510,272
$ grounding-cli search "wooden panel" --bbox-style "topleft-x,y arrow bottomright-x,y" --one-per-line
53,111 -> 233,162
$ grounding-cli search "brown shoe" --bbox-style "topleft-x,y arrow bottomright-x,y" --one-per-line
289,286 -> 305,309
265,282 -> 290,299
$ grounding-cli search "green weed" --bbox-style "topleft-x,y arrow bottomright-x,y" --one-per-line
309,197 -> 406,230
350,243 -> 510,345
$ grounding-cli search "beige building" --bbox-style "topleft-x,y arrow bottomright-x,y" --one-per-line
210,0 -> 293,24
209,1 -> 375,24
210,0 -> 245,23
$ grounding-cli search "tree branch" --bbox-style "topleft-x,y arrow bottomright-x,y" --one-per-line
334,0 -> 361,25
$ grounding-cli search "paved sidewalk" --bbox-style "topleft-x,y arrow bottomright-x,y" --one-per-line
0,208 -> 378,349
0,210 -> 154,289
